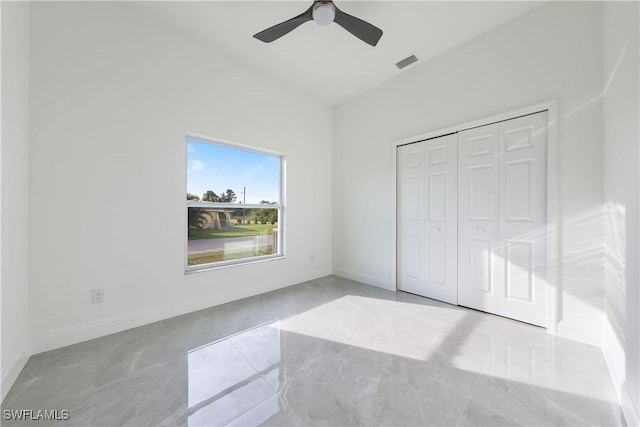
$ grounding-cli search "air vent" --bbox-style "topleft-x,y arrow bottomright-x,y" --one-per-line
396,54 -> 418,70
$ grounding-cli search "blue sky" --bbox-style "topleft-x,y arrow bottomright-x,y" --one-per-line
187,138 -> 280,204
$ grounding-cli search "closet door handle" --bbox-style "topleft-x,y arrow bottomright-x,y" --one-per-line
476,226 -> 486,232
433,226 -> 441,232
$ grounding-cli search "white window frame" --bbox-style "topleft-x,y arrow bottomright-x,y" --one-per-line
185,134 -> 286,273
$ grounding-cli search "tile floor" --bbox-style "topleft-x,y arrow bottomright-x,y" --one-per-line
2,276 -> 625,426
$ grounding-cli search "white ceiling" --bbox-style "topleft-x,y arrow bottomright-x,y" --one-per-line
125,1 -> 542,106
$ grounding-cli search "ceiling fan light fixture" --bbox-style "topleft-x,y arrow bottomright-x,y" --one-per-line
313,2 -> 335,26
253,0 -> 383,46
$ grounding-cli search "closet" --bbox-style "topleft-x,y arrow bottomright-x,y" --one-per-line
397,111 -> 549,327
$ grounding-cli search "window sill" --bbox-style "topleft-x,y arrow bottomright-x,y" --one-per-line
184,254 -> 286,275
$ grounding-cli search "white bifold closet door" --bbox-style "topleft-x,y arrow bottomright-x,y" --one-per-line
458,112 -> 548,327
397,133 -> 458,304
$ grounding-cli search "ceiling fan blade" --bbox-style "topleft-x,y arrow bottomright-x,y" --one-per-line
334,5 -> 383,46
253,5 -> 314,43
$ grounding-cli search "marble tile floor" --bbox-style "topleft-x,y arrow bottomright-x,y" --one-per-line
2,276 -> 625,427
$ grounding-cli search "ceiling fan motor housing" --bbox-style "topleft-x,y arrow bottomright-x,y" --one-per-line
253,0 -> 383,47
313,1 -> 336,26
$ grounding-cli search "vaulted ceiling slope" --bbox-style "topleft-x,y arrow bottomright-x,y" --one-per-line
125,1 -> 542,106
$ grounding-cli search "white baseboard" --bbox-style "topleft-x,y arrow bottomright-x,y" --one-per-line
332,267 -> 394,291
1,342 -> 30,402
621,383 -> 640,427
30,269 -> 330,355
602,319 -> 626,400
556,320 -> 603,347
602,320 -> 639,426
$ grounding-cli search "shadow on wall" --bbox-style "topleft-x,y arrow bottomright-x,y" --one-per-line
549,43 -> 627,319
562,205 -> 608,313
551,41 -> 629,319
563,43 -> 626,122
475,204 -> 606,314
604,201 -> 627,350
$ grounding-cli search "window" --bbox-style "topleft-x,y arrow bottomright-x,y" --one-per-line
185,136 -> 284,271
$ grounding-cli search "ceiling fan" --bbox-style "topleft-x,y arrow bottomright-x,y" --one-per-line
253,1 -> 383,47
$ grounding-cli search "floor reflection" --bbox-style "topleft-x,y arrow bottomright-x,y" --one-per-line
187,322 -> 283,426
1,276 -> 625,426
188,378 -> 274,427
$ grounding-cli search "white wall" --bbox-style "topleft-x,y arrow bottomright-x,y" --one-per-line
602,1 -> 640,425
333,2 -> 605,343
1,2 -> 31,400
28,2 -> 332,352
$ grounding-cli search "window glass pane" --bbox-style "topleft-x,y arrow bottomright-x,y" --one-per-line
186,137 -> 283,270
187,207 -> 279,266
187,139 -> 280,204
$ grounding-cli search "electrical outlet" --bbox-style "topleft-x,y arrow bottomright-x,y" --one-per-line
91,288 -> 105,304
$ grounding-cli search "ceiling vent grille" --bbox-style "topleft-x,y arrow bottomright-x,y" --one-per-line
396,54 -> 418,70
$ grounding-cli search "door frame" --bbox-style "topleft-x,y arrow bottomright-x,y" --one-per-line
391,100 -> 559,334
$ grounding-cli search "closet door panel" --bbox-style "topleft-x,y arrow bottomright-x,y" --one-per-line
424,134 -> 458,304
397,143 -> 425,295
458,124 -> 500,313
458,112 -> 548,327
397,134 -> 458,304
399,111 -> 548,327
499,112 -> 548,327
